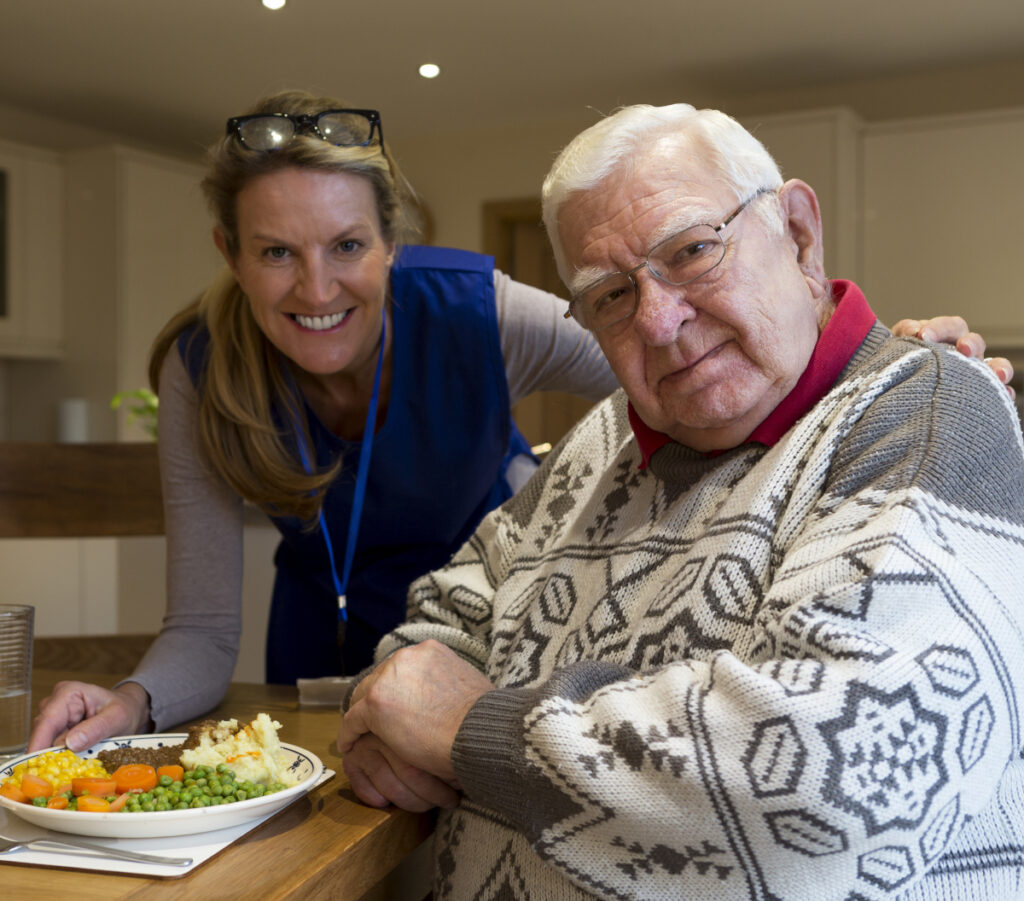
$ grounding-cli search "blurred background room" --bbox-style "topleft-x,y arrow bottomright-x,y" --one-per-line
1,0 -> 1022,682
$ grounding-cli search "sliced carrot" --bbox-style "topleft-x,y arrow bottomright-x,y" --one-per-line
156,764 -> 184,783
76,794 -> 111,813
108,792 -> 130,812
46,795 -> 70,809
72,776 -> 118,797
112,764 -> 157,794
20,773 -> 54,799
54,782 -> 73,796
0,783 -> 30,804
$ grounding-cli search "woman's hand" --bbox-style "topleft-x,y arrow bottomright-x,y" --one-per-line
28,681 -> 152,753
893,316 -> 1015,399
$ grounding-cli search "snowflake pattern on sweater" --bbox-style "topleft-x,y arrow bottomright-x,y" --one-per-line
379,325 -> 1024,900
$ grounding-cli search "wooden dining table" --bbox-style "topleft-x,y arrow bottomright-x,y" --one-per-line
1,669 -> 435,900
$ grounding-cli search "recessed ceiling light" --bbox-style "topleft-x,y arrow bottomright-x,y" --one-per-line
262,0 -> 286,9
418,63 -> 441,79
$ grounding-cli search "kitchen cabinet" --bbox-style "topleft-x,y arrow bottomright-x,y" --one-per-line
0,138 -> 63,358
7,143 -> 221,441
738,107 -> 863,282
862,108 -> 1024,345
0,144 -> 234,670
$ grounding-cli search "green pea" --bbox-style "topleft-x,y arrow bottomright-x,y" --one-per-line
32,796 -> 47,807
159,775 -> 173,787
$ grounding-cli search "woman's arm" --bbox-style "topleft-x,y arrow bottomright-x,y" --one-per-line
127,350 -> 247,729
29,352 -> 248,748
494,270 -> 619,406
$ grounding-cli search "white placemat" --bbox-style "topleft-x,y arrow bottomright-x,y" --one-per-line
0,769 -> 334,879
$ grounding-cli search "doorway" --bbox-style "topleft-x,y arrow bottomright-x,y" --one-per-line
482,198 -> 597,450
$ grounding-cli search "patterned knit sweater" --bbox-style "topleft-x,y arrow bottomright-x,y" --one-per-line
377,324 -> 1024,900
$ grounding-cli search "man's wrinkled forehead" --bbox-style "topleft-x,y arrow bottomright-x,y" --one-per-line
562,152 -> 730,295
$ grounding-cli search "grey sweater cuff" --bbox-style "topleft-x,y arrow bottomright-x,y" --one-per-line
451,688 -> 533,820
451,660 -> 635,827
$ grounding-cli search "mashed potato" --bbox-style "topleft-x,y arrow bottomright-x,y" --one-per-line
180,713 -> 298,786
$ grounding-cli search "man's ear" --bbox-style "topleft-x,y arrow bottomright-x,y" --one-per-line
779,179 -> 826,294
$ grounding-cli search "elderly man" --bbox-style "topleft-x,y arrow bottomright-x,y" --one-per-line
339,104 -> 1024,900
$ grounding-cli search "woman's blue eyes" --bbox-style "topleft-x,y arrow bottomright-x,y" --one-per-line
261,240 -> 362,259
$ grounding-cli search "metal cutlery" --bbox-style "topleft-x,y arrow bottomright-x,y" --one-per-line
0,832 -> 193,866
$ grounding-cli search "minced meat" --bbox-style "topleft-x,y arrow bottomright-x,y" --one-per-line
96,720 -> 214,772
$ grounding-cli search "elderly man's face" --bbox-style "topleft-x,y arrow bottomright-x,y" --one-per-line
557,138 -> 829,452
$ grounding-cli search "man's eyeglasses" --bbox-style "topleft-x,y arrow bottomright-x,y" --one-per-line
565,187 -> 776,333
226,109 -> 384,151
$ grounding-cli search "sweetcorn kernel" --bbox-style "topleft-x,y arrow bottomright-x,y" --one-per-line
2,749 -> 109,793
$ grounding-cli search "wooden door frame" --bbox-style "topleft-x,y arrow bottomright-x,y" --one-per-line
482,198 -> 544,274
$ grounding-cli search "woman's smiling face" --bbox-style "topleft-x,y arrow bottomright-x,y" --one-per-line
218,166 -> 395,383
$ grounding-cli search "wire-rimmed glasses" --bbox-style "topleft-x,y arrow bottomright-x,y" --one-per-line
226,109 -> 384,151
565,187 -> 776,333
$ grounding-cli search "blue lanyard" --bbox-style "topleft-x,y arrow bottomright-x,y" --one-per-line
293,306 -> 387,648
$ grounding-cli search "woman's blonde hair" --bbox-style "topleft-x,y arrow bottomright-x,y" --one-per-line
149,89 -> 415,523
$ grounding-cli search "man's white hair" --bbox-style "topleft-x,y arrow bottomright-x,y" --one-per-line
541,104 -> 786,284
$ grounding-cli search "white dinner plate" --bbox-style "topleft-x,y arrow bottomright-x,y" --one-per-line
0,733 -> 324,838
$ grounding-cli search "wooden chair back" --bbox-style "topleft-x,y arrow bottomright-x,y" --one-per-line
0,441 -> 164,538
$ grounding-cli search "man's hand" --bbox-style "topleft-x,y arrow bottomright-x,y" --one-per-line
338,640 -> 494,785
893,316 -> 1015,399
29,681 -> 152,752
342,733 -> 462,811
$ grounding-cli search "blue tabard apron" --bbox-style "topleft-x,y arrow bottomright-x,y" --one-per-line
179,245 -> 533,680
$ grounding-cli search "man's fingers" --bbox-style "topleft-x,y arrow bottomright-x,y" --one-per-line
342,739 -> 442,812
345,764 -> 391,809
389,757 -> 461,810
337,699 -> 371,752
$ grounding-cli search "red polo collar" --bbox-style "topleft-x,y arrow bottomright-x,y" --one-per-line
629,280 -> 875,467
